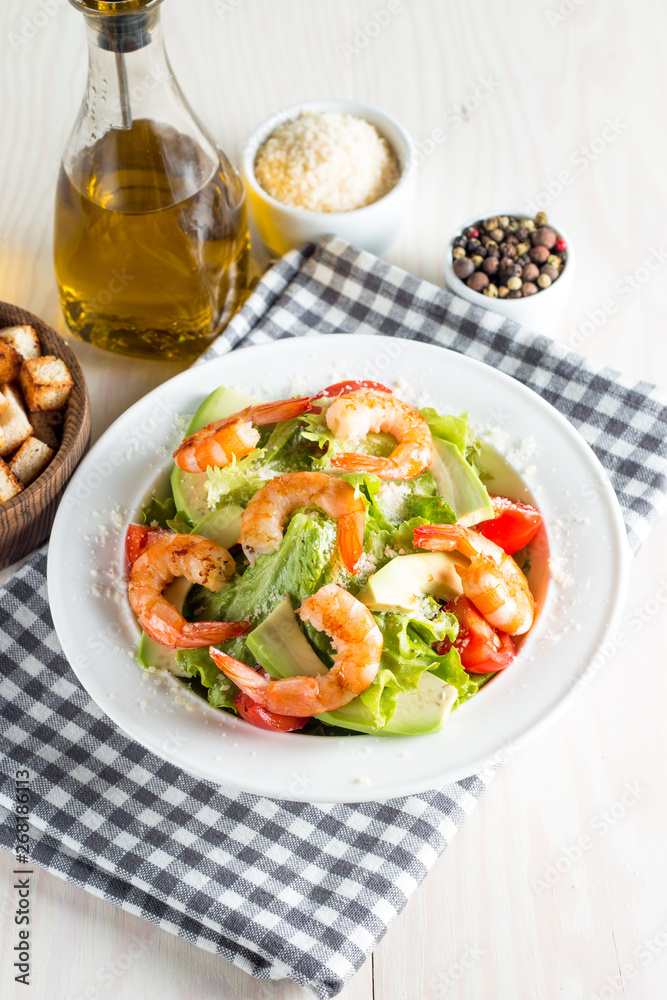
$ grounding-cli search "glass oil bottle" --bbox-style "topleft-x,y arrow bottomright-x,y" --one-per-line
54,0 -> 249,360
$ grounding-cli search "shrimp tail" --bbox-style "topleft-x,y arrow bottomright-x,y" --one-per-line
331,453 -> 394,475
413,524 -> 470,552
183,620 -> 251,644
248,397 -> 312,425
173,397 -> 311,473
144,619 -> 250,650
210,647 -> 270,695
337,510 -> 365,575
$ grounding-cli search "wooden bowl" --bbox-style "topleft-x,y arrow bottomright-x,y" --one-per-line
0,302 -> 91,569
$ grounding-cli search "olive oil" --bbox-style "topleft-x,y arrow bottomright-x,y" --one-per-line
54,119 -> 249,360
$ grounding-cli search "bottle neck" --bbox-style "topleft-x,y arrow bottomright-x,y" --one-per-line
64,0 -> 228,207
84,7 -> 160,52
81,9 -> 173,132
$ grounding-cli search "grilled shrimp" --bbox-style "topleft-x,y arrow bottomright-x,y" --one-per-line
240,471 -> 366,575
128,533 -> 251,648
326,388 -> 434,480
172,397 -> 311,473
210,584 -> 383,715
413,523 -> 535,635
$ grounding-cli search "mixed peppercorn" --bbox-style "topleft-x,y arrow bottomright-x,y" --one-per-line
451,212 -> 567,299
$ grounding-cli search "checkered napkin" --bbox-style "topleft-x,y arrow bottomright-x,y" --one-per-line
1,237 -> 666,998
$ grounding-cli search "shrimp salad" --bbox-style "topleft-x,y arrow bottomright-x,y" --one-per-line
125,380 -> 543,737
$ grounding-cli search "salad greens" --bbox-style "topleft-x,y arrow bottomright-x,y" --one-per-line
140,384 -> 498,737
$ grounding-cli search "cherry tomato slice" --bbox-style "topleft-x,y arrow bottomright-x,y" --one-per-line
477,496 -> 542,555
312,380 -> 393,400
233,691 -> 311,732
125,524 -> 166,573
436,596 -> 516,674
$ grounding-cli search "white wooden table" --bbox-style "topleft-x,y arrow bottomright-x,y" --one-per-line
2,2 -> 667,997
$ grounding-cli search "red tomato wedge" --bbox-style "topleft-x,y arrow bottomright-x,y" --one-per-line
125,524 -> 166,573
477,496 -> 542,554
436,596 -> 516,674
233,691 -> 311,732
312,380 -> 393,400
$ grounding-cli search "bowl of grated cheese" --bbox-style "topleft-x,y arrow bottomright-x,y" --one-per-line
242,99 -> 417,257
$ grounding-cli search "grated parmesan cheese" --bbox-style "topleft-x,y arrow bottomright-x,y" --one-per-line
377,481 -> 410,524
506,436 -> 541,471
254,111 -> 401,213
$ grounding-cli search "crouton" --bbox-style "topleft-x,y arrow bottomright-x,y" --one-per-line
0,391 -> 8,417
29,409 -> 63,451
0,458 -> 24,503
19,356 -> 73,412
0,325 -> 41,360
0,386 -> 32,457
0,342 -> 22,383
9,436 -> 55,486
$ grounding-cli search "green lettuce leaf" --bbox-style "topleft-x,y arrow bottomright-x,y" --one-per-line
180,511 -> 338,682
299,411 -> 340,468
337,607 -> 477,730
420,408 -> 470,454
205,418 -> 311,513
206,451 -> 265,510
300,409 -> 396,469
177,647 -> 238,708
405,494 -> 456,524
260,417 -> 311,472
141,495 -> 193,532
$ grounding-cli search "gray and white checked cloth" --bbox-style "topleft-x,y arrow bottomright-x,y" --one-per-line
1,236 -> 666,997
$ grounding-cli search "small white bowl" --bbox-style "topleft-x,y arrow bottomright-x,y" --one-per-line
242,99 -> 417,257
443,213 -> 575,333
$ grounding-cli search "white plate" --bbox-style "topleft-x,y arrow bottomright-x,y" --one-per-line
48,335 -> 630,802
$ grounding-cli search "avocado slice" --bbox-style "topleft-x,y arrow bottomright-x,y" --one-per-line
137,577 -> 192,676
358,552 -> 465,614
429,438 -> 494,526
375,671 -> 458,736
192,505 -> 244,548
476,439 -> 532,500
247,596 -> 328,679
246,595 -> 458,736
171,386 -> 260,524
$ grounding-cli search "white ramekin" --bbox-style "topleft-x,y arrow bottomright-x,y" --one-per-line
241,99 -> 417,258
443,212 -> 575,333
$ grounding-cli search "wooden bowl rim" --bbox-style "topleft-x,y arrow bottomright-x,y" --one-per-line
0,301 -> 91,521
